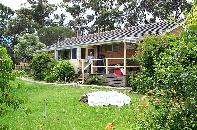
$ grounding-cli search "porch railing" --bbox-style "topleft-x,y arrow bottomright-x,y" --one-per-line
80,58 -> 140,83
91,58 -> 140,74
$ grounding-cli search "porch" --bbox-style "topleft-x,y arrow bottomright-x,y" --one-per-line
51,41 -> 140,84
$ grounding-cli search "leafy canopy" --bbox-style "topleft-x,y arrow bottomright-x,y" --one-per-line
14,33 -> 45,62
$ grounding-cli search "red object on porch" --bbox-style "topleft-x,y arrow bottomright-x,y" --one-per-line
114,69 -> 123,75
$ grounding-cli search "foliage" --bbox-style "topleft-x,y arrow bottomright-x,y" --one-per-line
63,0 -> 192,34
44,59 -> 58,83
130,5 -> 197,129
84,75 -> 107,86
31,52 -> 55,80
31,53 -> 75,82
44,73 -> 57,83
0,47 -> 22,115
14,33 -> 45,62
0,47 -> 14,92
37,26 -> 76,46
6,12 -> 37,39
27,0 -> 57,27
12,70 -> 29,77
0,3 -> 14,45
53,60 -> 75,82
140,0 -> 192,20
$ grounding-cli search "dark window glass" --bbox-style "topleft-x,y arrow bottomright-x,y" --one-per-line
113,44 -> 118,52
64,49 -> 71,59
72,48 -> 77,59
106,44 -> 118,52
106,45 -> 112,51
81,48 -> 86,59
58,49 -> 71,60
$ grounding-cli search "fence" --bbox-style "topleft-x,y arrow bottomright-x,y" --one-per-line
15,62 -> 30,70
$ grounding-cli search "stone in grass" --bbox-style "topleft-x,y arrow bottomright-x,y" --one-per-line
80,91 -> 131,107
79,94 -> 88,103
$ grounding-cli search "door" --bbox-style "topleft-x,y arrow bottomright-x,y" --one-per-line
88,49 -> 95,57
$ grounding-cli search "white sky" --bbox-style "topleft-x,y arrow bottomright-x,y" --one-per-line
0,0 -> 63,10
1,0 -> 194,10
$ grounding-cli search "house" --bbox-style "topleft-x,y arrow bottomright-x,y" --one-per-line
37,21 -> 183,84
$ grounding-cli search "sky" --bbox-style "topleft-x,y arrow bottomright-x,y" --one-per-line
1,0 -> 194,10
0,0 -> 63,10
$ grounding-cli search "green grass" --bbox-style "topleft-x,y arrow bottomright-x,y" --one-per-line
0,80 -> 152,130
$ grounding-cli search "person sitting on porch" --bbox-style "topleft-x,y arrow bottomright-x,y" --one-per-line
114,64 -> 123,75
86,52 -> 94,73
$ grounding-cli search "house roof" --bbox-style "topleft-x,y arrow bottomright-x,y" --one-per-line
38,21 -> 178,52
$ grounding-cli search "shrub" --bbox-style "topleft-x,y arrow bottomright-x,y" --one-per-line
12,70 -> 27,77
31,52 -> 55,80
44,59 -> 58,82
130,5 -> 197,129
84,75 -> 107,86
0,47 -> 14,92
0,47 -> 21,115
53,60 -> 75,82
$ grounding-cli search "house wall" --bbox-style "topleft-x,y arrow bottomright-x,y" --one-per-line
100,43 -> 137,65
69,59 -> 80,73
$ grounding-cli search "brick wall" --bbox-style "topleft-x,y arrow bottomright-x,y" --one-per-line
100,43 -> 137,65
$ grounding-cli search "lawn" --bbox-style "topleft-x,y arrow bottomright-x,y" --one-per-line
0,80 -> 151,130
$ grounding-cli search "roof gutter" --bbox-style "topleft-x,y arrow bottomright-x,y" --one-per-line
36,38 -> 140,52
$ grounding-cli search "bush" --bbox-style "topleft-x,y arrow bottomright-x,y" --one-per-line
0,47 -> 21,115
12,70 -> 28,77
53,60 -> 75,82
130,5 -> 197,129
31,52 -> 56,80
44,59 -> 57,82
84,75 -> 107,86
0,47 -> 14,92
44,74 -> 57,83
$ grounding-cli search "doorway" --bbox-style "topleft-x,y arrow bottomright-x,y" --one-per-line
88,49 -> 95,56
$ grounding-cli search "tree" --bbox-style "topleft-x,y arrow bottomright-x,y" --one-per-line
140,0 -> 192,22
63,0 -> 192,34
0,4 -> 14,46
5,6 -> 42,52
37,26 -> 76,46
14,33 -> 45,62
27,0 -> 57,27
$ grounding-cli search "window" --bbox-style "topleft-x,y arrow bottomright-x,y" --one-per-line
106,45 -> 113,51
113,44 -> 118,52
72,48 -> 77,59
106,44 -> 118,52
81,48 -> 86,59
64,49 -> 71,59
58,49 -> 71,60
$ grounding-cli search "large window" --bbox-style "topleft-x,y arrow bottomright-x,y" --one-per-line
72,48 -> 77,59
106,44 -> 118,52
58,49 -> 71,60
